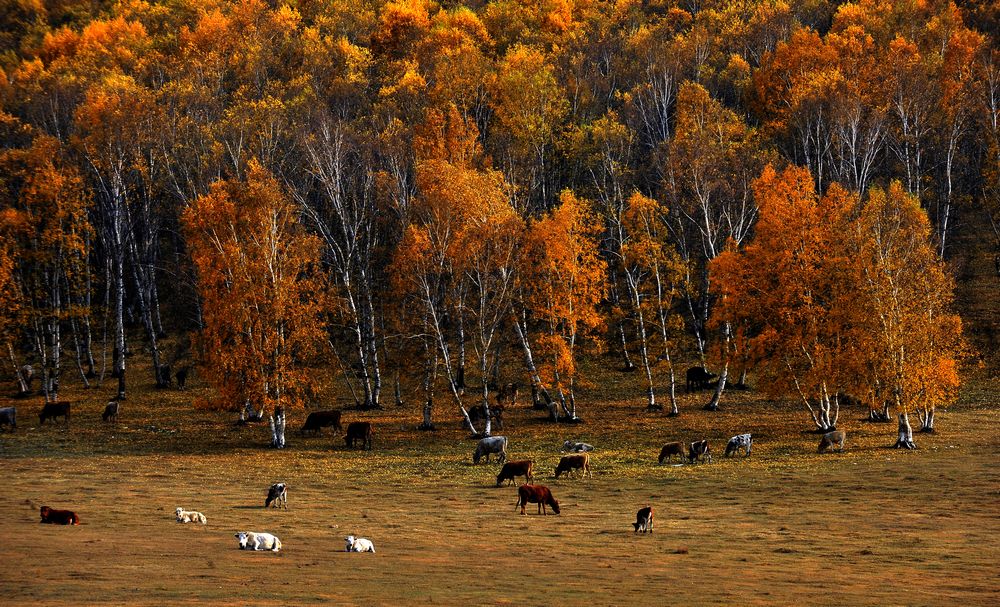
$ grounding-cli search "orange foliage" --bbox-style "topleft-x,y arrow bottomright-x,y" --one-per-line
521,190 -> 606,399
182,162 -> 327,413
714,165 -> 966,418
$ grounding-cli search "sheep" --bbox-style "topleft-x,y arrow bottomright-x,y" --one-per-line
345,535 -> 375,553
235,531 -> 281,552
175,507 -> 207,524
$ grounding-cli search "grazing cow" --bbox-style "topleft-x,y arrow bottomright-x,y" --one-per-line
685,367 -> 717,392
688,440 -> 712,463
175,507 -> 207,524
235,531 -> 281,552
817,430 -> 846,453
0,406 -> 16,431
473,436 -> 508,464
301,410 -> 342,435
724,433 -> 753,457
496,460 -> 534,486
515,484 -> 560,515
38,402 -> 70,425
265,483 -> 288,509
102,401 -> 119,422
658,442 -> 685,464
554,453 -> 592,479
175,366 -> 190,390
633,506 -> 654,533
157,364 -> 172,387
344,421 -> 373,450
562,441 -> 594,452
39,506 -> 78,525
345,535 -> 376,553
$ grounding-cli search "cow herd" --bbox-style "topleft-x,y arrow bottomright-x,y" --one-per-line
37,482 -> 377,556
18,398 -> 850,557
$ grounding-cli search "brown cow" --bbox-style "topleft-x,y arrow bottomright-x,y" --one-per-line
39,402 -> 70,425
496,460 -> 534,487
39,506 -> 79,525
688,440 -> 711,463
633,506 -> 653,533
554,453 -> 592,479
515,484 -> 561,515
818,430 -> 846,453
658,442 -> 685,464
344,421 -> 373,450
301,410 -> 342,435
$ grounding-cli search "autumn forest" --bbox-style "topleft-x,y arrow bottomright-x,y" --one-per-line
1,0 -> 997,446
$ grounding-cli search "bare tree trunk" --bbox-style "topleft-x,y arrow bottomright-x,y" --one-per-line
114,251 -> 126,400
666,352 -> 679,416
8,343 -> 28,395
704,323 -> 730,411
624,273 -> 657,410
269,408 -> 286,448
918,405 -> 936,433
893,412 -> 916,449
511,312 -> 554,412
70,318 -> 91,388
419,341 -> 437,431
456,304 -> 466,394
617,321 -> 636,371
328,339 -> 361,407
479,355 -> 493,437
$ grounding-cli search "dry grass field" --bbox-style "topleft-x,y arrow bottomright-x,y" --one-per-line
0,357 -> 998,607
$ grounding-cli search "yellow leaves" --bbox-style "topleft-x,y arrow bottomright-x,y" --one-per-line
378,60 -> 427,99
490,44 -> 568,149
374,0 -> 432,56
271,4 -> 302,33
414,104 -> 484,168
545,0 -> 576,33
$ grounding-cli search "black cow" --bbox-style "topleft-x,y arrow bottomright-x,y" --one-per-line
39,402 -> 70,424
175,366 -> 190,390
0,406 -> 15,431
102,401 -> 120,422
685,367 -> 717,392
301,410 -> 342,435
157,364 -> 172,388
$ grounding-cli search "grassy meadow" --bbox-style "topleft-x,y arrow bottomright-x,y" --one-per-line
0,354 -> 998,606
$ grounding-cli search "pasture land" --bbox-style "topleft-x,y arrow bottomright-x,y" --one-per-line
0,368 -> 998,606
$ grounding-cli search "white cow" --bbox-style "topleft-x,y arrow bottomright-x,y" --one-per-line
175,507 -> 207,524
562,441 -> 594,453
235,531 -> 282,552
345,535 -> 375,553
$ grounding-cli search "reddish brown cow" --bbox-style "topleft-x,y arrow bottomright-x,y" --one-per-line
554,453 -> 591,479
658,442 -> 685,464
39,506 -> 79,525
515,485 -> 561,515
344,421 -> 373,450
496,460 -> 534,487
